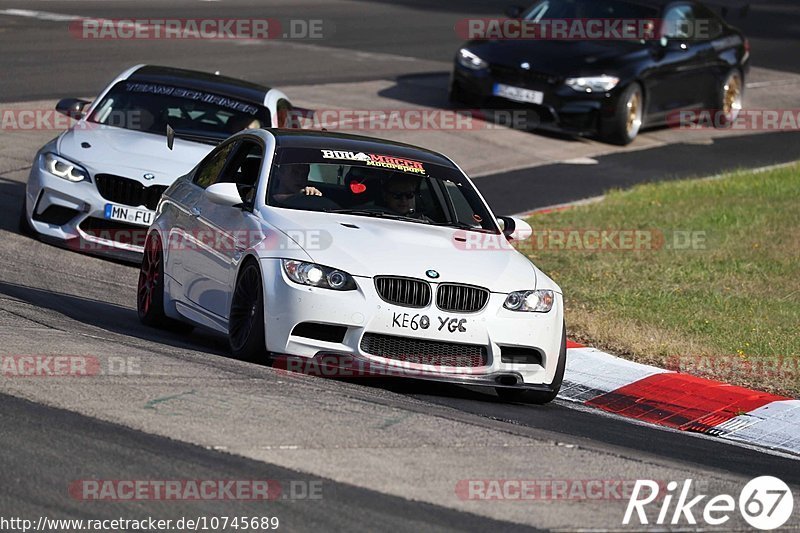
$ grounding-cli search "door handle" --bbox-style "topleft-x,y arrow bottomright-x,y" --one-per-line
190,207 -> 201,217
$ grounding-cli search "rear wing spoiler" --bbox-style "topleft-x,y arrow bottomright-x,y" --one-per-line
166,124 -> 229,150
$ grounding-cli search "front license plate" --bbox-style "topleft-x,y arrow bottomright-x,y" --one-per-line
104,204 -> 154,226
493,83 -> 544,104
391,312 -> 467,334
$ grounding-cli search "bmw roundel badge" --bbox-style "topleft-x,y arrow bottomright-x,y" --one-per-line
426,269 -> 440,279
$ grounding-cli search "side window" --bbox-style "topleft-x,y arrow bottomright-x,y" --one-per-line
223,141 -> 264,186
692,4 -> 724,40
662,5 -> 695,40
193,142 -> 235,189
443,181 -> 479,226
222,140 -> 264,206
276,99 -> 293,128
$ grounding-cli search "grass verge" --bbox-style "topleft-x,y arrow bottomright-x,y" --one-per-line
522,163 -> 800,397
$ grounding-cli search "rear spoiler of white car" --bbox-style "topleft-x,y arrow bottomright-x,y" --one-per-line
166,124 -> 229,150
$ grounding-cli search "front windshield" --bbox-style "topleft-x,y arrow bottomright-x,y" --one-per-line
523,0 -> 659,20
87,81 -> 271,136
267,149 -> 498,233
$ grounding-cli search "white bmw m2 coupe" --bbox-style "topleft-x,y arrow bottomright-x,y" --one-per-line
22,65 -> 293,261
138,129 -> 565,403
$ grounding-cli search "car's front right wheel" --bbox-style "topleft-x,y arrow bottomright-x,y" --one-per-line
18,196 -> 34,237
228,260 -> 267,361
137,233 -> 192,332
714,70 -> 744,127
601,82 -> 643,145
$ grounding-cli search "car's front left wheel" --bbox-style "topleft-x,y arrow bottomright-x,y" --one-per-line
228,260 -> 267,361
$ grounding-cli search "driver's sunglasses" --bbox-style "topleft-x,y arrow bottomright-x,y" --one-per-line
388,191 -> 415,200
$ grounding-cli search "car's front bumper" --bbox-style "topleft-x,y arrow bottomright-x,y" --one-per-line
25,154 -> 152,262
260,258 -> 564,388
451,63 -> 625,135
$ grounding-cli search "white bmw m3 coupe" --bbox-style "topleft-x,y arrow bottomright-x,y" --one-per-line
22,64 -> 293,261
138,129 -> 566,403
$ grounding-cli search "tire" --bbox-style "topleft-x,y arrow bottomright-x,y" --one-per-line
714,70 -> 743,128
448,79 -> 465,105
228,260 -> 267,362
600,82 -> 643,145
137,233 -> 192,332
495,322 -> 567,405
18,196 -> 34,237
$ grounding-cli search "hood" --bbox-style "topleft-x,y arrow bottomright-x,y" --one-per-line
57,125 -> 214,186
467,39 -> 647,76
260,208 -> 551,294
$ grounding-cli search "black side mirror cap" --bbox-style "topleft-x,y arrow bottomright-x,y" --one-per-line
55,98 -> 90,120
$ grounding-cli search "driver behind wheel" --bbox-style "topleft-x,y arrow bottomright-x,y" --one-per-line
272,164 -> 322,203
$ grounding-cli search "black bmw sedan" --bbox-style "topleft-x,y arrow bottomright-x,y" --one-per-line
449,0 -> 749,144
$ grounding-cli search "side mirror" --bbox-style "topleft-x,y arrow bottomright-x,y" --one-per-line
659,36 -> 689,50
55,98 -> 90,119
504,5 -> 524,18
497,216 -> 533,241
206,182 -> 244,208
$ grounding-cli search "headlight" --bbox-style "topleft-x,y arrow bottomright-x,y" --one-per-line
504,290 -> 554,313
43,153 -> 89,183
457,48 -> 488,70
282,260 -> 357,291
565,75 -> 620,93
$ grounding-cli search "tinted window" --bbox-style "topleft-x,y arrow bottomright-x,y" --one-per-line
691,4 -> 724,40
662,5 -> 696,39
266,150 -> 497,232
193,142 -> 235,189
223,141 -> 264,205
87,81 -> 270,136
524,0 -> 659,20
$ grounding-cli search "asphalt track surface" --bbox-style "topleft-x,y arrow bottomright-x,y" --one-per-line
480,130 -> 800,214
1,1 -> 799,531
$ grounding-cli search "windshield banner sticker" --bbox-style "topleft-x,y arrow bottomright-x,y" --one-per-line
320,150 -> 426,174
124,83 -> 259,114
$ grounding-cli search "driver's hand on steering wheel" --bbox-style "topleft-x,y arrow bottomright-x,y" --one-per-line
301,186 -> 322,196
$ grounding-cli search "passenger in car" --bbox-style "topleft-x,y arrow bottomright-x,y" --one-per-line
380,174 -> 426,219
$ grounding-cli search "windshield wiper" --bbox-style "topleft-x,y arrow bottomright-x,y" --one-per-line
327,209 -> 427,223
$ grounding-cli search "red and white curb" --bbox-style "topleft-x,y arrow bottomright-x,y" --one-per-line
561,342 -> 799,456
